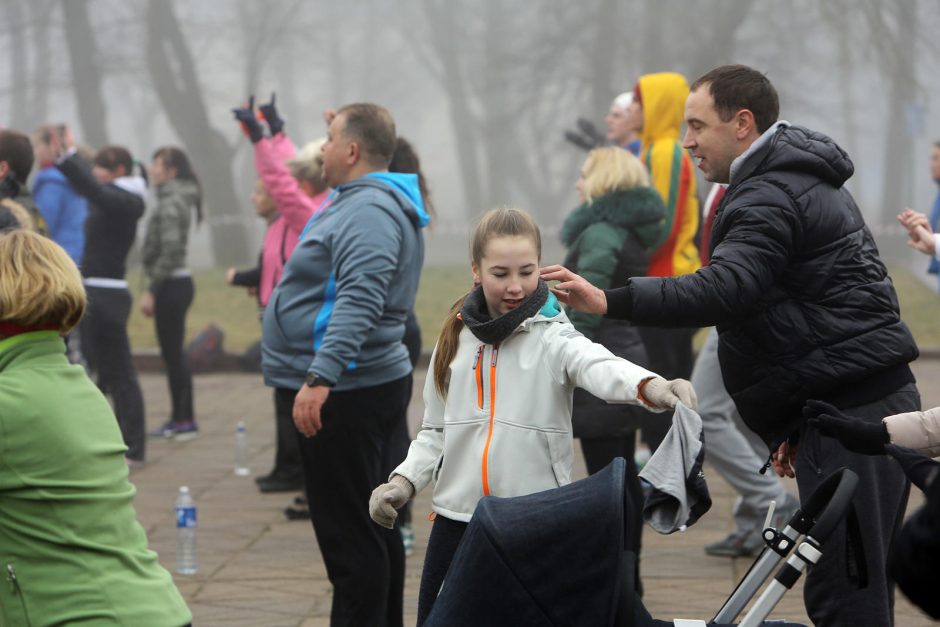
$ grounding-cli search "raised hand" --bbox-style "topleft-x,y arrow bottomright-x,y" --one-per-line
232,95 -> 264,143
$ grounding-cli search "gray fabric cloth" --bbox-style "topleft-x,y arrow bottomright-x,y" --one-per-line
639,402 -> 711,534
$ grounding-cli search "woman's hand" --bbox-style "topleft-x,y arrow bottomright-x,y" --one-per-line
771,440 -> 798,478
139,291 -> 155,318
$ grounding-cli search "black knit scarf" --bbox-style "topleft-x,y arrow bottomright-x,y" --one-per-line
460,279 -> 549,345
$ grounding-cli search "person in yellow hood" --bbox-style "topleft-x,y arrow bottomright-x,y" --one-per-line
628,72 -> 701,455
632,72 -> 700,277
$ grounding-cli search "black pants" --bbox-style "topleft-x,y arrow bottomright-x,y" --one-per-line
271,388 -> 303,481
417,515 -> 468,626
154,277 -> 194,423
796,382 -> 919,626
292,375 -> 411,627
82,285 -> 145,460
636,326 -> 695,452
580,436 -> 644,594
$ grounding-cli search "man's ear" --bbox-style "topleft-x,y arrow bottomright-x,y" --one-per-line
347,140 -> 360,166
0,161 -> 9,178
735,109 -> 757,140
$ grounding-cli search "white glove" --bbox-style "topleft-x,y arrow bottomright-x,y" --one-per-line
369,474 -> 415,529
641,377 -> 698,411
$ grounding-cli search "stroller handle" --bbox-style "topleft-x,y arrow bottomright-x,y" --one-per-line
788,467 -> 858,543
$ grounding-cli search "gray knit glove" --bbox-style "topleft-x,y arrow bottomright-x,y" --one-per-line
641,377 -> 698,411
369,474 -> 415,529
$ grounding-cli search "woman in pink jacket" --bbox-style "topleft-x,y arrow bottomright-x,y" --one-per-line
228,95 -> 330,499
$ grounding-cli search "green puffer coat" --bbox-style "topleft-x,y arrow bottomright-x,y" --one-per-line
0,332 -> 191,626
561,186 -> 665,438
142,178 -> 199,292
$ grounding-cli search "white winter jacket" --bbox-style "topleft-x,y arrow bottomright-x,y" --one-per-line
884,406 -> 940,458
393,297 -> 661,522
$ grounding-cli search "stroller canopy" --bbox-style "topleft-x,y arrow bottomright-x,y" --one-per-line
425,458 -> 632,626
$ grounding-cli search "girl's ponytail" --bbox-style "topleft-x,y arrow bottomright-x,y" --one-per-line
433,293 -> 469,398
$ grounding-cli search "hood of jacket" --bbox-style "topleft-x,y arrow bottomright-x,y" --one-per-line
113,175 -> 148,200
732,123 -> 854,189
156,177 -> 200,206
561,187 -> 666,248
638,72 -> 690,147
361,172 -> 431,227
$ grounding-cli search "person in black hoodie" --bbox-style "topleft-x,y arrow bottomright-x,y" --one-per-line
543,64 -> 919,626
51,128 -> 148,467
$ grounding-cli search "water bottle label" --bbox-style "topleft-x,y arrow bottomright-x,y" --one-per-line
176,506 -> 197,528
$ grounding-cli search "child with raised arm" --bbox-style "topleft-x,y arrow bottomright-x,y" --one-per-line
368,207 -> 695,624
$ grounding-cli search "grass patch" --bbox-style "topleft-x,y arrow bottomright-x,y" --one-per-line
127,264 -> 940,355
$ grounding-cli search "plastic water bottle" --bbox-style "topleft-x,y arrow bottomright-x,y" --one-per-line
234,421 -> 250,476
175,486 -> 197,575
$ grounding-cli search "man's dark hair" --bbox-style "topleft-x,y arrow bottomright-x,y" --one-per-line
336,103 -> 396,167
0,130 -> 34,183
94,145 -> 134,177
691,65 -> 779,134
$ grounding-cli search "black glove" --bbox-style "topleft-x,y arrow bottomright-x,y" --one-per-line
232,95 -> 264,143
563,117 -> 607,151
259,92 -> 285,136
886,444 -> 940,492
804,399 -> 889,455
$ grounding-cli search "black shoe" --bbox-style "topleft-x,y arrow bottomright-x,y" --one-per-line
257,475 -> 304,493
284,503 -> 311,520
255,471 -> 276,486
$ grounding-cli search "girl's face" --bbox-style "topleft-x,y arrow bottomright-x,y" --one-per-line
472,235 -> 539,319
149,156 -> 175,186
251,179 -> 277,218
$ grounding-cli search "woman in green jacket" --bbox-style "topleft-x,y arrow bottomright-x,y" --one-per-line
0,228 -> 191,626
141,147 -> 203,441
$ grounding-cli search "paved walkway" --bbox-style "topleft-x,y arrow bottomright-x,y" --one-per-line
130,361 -> 940,626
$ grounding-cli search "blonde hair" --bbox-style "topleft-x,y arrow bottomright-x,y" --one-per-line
433,208 -> 541,397
581,147 -> 649,202
0,198 -> 35,230
0,229 -> 86,334
287,138 -> 327,194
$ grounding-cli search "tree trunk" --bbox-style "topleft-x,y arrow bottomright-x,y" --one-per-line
28,0 -> 53,128
146,0 -> 249,266
62,0 -> 109,148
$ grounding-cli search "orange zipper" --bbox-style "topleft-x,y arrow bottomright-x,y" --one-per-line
480,345 -> 499,496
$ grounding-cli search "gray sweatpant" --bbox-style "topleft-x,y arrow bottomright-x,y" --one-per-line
691,329 -> 791,533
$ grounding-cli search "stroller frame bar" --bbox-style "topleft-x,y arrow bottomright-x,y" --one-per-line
738,539 -> 823,627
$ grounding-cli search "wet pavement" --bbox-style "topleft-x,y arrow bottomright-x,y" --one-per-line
130,360 -> 940,626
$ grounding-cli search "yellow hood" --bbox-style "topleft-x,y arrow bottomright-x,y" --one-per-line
638,72 -> 690,147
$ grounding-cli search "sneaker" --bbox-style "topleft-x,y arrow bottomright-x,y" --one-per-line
705,529 -> 765,557
400,523 -> 415,557
148,420 -> 177,439
172,421 -> 200,441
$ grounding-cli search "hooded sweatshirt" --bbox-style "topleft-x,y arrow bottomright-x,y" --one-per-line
637,72 -> 700,278
262,173 -> 429,391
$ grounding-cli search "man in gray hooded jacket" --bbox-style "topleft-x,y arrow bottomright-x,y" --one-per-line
262,103 -> 428,627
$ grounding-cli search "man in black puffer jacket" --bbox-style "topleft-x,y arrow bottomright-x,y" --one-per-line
543,64 -> 919,626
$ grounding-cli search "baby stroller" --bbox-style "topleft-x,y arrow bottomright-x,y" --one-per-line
424,457 -> 858,627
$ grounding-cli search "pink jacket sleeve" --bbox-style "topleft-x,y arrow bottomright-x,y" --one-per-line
254,134 -> 317,235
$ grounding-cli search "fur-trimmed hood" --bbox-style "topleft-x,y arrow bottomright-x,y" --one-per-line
561,187 -> 665,248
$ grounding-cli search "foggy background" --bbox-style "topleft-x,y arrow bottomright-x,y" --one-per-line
4,0 -> 938,272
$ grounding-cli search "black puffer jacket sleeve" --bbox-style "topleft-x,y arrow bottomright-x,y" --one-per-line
626,182 -> 799,328
56,153 -> 143,220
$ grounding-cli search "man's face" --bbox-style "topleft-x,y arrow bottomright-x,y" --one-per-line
321,113 -> 351,188
930,146 -> 940,182
683,86 -> 740,184
605,103 -> 632,145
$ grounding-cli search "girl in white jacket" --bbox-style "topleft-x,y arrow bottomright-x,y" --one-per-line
368,207 -> 695,624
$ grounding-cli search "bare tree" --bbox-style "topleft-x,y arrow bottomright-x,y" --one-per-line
146,0 -> 248,266
62,0 -> 109,148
